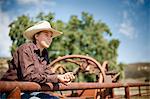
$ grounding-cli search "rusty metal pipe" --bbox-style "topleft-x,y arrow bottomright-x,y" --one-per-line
0,81 -> 41,92
0,81 -> 149,92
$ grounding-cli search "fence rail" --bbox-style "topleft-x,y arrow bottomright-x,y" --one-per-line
0,81 -> 149,98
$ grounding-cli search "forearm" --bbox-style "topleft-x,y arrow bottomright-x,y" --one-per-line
23,72 -> 59,83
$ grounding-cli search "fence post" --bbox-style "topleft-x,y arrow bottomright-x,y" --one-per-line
125,86 -> 130,99
138,86 -> 141,96
110,88 -> 114,98
146,84 -> 149,96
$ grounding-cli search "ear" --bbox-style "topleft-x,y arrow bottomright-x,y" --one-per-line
34,34 -> 39,40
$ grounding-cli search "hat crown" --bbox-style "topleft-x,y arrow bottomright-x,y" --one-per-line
32,21 -> 51,29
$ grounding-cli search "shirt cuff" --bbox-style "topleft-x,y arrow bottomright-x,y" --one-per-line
47,74 -> 58,83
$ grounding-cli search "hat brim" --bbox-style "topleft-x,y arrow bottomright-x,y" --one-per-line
24,28 -> 63,40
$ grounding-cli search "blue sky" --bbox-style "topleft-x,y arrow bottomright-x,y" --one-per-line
0,0 -> 149,64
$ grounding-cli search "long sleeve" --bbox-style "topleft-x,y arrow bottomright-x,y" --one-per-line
17,44 -> 58,83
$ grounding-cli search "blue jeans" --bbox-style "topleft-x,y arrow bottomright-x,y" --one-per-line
0,92 -> 59,99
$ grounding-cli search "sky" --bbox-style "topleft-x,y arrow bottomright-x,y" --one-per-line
0,0 -> 149,64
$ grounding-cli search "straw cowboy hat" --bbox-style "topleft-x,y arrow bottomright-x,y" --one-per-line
23,21 -> 63,40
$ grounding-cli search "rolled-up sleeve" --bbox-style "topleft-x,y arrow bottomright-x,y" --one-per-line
18,46 -> 58,83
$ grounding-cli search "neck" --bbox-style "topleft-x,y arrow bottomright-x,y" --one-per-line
35,42 -> 44,55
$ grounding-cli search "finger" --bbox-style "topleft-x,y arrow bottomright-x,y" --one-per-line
61,82 -> 69,86
70,75 -> 75,80
66,81 -> 71,85
65,72 -> 73,75
67,74 -> 74,80
64,81 -> 72,86
68,72 -> 75,80
64,73 -> 72,79
66,72 -> 75,81
58,75 -> 70,83
64,74 -> 70,81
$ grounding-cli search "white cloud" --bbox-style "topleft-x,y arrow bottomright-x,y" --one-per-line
17,0 -> 42,5
123,0 -> 145,7
119,20 -> 135,38
0,10 -> 12,57
119,11 -> 137,39
17,0 -> 56,6
137,0 -> 145,5
16,0 -> 56,14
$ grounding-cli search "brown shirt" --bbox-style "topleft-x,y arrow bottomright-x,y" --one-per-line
1,43 -> 58,83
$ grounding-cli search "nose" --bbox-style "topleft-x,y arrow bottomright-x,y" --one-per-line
47,36 -> 52,42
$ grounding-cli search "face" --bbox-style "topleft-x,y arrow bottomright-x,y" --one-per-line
35,30 -> 53,48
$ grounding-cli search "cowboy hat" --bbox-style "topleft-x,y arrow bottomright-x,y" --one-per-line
23,21 -> 63,40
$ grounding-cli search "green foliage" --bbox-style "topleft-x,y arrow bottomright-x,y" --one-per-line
9,15 -> 35,54
8,12 -> 122,75
117,63 -> 126,79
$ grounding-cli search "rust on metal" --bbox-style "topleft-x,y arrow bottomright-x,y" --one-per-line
48,55 -> 106,80
125,86 -> 130,99
7,87 -> 21,99
0,81 -> 149,92
0,81 -> 41,92
0,55 -> 149,98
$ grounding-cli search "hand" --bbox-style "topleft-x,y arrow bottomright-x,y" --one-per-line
57,72 -> 75,85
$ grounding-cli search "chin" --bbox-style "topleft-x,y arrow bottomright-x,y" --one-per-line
41,41 -> 50,48
43,43 -> 50,48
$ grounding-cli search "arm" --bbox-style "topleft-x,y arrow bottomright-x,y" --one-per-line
18,47 -> 75,84
18,47 -> 58,83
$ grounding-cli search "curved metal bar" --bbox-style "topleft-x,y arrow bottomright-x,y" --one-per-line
48,55 -> 106,81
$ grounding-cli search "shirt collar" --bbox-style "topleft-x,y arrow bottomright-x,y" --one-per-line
32,42 -> 49,64
33,43 -> 47,56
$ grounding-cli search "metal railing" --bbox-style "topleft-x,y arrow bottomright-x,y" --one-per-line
0,81 -> 149,99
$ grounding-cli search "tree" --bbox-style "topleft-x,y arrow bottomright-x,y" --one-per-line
9,12 -> 120,70
9,15 -> 35,53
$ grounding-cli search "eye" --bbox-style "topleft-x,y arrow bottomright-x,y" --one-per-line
45,33 -> 49,37
46,33 -> 49,36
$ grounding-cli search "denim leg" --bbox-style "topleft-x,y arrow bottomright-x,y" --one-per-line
21,92 -> 59,99
21,92 -> 31,99
35,92 -> 59,99
0,93 -> 7,99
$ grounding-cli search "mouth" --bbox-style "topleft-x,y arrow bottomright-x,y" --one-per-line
41,41 -> 50,48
